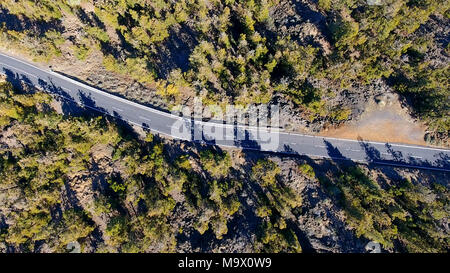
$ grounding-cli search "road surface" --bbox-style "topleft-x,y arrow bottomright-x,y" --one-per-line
0,52 -> 449,172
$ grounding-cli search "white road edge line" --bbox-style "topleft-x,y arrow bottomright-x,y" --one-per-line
1,52 -> 449,156
9,87 -> 450,173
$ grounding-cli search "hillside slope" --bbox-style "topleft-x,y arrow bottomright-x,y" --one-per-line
0,78 -> 448,253
0,0 -> 448,145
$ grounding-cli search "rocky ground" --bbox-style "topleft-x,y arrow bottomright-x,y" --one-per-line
0,1 -> 448,253
1,0 -> 447,147
58,144 -> 448,253
1,76 -> 448,253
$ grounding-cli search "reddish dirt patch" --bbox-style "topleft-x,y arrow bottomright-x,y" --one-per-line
320,94 -> 428,146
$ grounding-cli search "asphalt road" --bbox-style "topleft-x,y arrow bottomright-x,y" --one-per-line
1,52 -> 449,172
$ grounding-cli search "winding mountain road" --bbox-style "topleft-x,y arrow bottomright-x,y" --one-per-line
1,52 -> 449,172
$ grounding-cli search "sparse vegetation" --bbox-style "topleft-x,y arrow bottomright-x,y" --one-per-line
0,80 -> 304,252
0,0 -> 449,254
0,0 -> 448,136
252,159 -> 303,253
321,166 -> 449,252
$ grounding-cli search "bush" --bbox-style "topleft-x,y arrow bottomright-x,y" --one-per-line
298,163 -> 315,178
